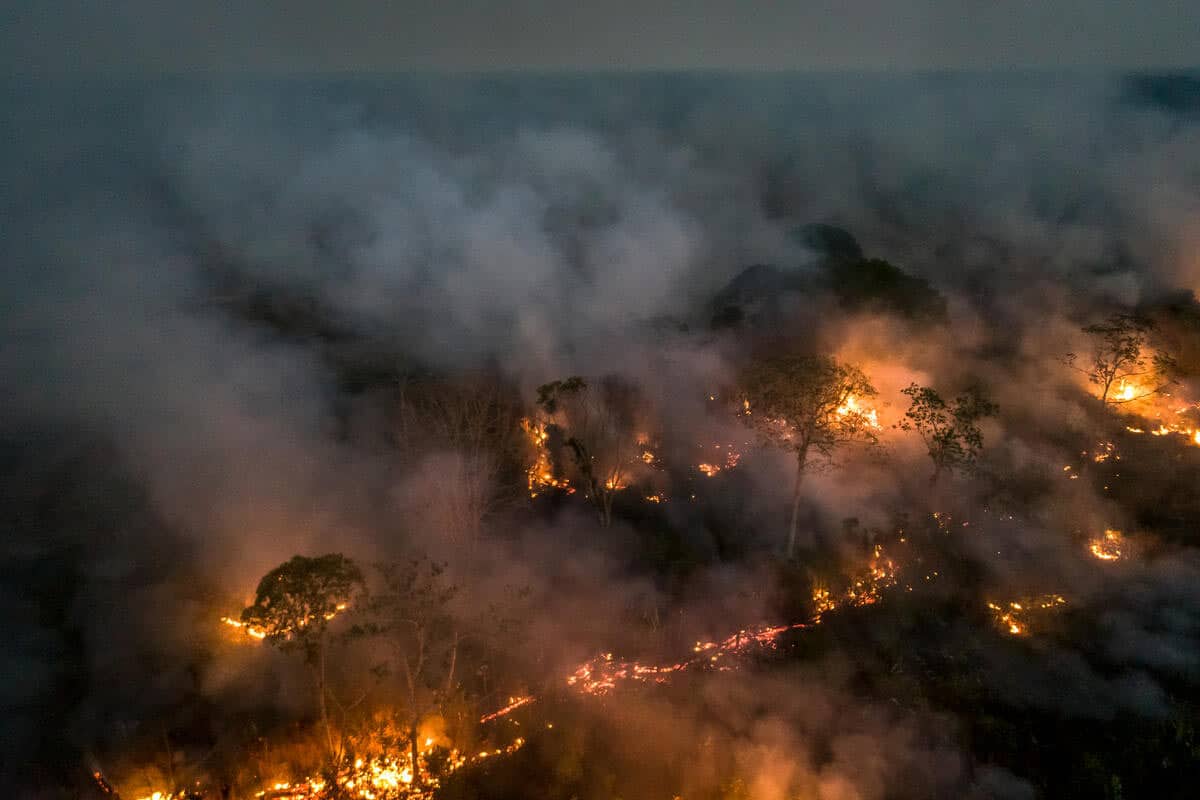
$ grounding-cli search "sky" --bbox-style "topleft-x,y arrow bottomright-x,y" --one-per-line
3,0 -> 1199,74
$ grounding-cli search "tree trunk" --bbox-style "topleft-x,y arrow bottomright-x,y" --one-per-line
316,636 -> 335,759
597,486 -> 613,528
787,449 -> 808,559
409,719 -> 421,790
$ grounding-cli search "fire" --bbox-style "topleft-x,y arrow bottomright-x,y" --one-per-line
1107,387 -> 1200,448
478,695 -> 535,724
1088,529 -> 1123,561
835,394 -> 881,429
696,444 -> 742,477
811,544 -> 898,618
986,594 -> 1066,636
556,545 -> 898,698
221,616 -> 268,639
243,733 -> 525,799
222,603 -> 348,641
520,417 -> 573,498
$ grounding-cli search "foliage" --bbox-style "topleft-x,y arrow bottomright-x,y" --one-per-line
241,553 -> 365,664
739,354 -> 878,463
240,553 -> 365,757
739,354 -> 878,557
1062,313 -> 1176,405
826,257 -> 947,322
368,558 -> 460,694
898,383 -> 998,484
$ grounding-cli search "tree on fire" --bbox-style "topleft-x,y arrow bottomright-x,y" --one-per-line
364,557 -> 461,790
1062,313 -> 1177,405
535,376 -> 638,528
239,553 -> 365,757
738,354 -> 878,559
898,383 -> 998,485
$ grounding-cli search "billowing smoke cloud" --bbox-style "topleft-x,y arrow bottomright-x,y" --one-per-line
3,72 -> 1200,796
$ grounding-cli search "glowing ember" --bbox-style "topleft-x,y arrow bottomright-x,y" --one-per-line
1092,442 -> 1120,463
1088,529 -> 1123,561
986,594 -> 1067,636
696,444 -> 742,477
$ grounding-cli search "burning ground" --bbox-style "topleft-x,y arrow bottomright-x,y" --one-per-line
5,72 -> 1200,799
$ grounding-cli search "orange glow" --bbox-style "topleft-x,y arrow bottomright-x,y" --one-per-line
1088,529 -> 1123,561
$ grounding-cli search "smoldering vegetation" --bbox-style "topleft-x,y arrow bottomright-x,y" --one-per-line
3,72 -> 1200,799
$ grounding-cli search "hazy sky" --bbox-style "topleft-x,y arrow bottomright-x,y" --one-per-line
4,0 -> 1199,73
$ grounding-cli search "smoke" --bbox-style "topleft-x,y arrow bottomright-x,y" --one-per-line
3,72 -> 1200,795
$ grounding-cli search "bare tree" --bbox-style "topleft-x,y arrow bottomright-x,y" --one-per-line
738,354 -> 879,558
898,383 -> 998,485
395,375 -> 524,559
366,558 -> 460,791
1062,313 -> 1176,406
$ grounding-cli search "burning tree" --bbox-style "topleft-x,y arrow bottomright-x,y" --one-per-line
535,376 -> 638,527
1062,313 -> 1176,406
738,354 -> 879,558
898,383 -> 998,485
365,558 -> 461,792
239,553 -> 365,757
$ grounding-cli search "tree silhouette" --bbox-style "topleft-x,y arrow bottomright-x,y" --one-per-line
898,383 -> 997,485
239,553 -> 364,756
1062,313 -> 1175,406
739,354 -> 879,558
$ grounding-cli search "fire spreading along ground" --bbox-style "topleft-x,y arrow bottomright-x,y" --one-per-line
197,545 -> 902,800
986,594 -> 1068,636
521,543 -> 899,703
138,397 -> 1099,800
1109,379 -> 1200,448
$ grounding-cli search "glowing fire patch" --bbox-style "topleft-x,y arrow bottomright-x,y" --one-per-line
222,603 -> 348,641
835,394 -> 881,429
1088,529 -> 1123,561
986,594 -> 1066,636
521,417 -> 573,498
